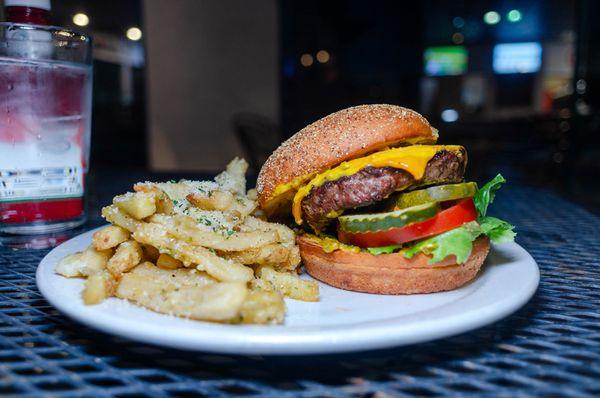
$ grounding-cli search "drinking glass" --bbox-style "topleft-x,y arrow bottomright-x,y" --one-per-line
0,23 -> 92,234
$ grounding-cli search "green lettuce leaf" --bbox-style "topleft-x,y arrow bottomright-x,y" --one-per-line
474,174 -> 506,217
403,222 -> 482,264
371,174 -> 516,262
478,216 -> 516,243
400,172 -> 517,263
401,215 -> 516,264
367,245 -> 403,255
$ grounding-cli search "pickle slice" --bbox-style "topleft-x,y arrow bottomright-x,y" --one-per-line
392,182 -> 478,209
338,202 -> 440,233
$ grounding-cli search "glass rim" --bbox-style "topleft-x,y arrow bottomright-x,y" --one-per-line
0,22 -> 91,45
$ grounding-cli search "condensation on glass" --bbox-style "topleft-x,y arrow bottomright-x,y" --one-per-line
0,23 -> 93,234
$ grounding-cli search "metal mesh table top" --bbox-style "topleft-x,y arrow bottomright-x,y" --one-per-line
0,182 -> 599,398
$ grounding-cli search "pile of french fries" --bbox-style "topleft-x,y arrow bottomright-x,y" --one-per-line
55,158 -> 319,324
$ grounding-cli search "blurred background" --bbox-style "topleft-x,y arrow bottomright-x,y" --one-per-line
2,0 -> 598,212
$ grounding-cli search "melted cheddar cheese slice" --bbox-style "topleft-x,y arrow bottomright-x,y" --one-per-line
292,145 -> 463,224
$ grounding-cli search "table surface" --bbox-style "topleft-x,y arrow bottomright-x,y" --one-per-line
0,172 -> 599,398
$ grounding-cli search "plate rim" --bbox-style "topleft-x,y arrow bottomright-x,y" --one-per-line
36,226 -> 539,355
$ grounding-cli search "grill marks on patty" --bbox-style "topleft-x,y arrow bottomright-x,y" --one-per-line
301,149 -> 467,232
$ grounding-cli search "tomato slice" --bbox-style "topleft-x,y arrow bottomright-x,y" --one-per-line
338,198 -> 477,247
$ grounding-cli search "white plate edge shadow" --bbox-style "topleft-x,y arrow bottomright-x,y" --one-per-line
36,226 -> 540,355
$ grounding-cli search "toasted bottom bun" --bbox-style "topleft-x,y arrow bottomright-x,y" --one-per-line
297,235 -> 490,295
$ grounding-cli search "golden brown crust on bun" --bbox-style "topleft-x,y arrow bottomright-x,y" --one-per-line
257,104 -> 437,209
297,236 -> 490,294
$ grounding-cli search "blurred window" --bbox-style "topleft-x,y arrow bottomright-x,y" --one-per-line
493,42 -> 542,74
424,46 -> 468,76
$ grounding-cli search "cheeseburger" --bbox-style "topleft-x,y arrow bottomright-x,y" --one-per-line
257,105 -> 515,294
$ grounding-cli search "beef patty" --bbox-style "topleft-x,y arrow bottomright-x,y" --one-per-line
301,149 -> 466,231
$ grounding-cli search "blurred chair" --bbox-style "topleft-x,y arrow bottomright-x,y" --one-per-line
232,113 -> 282,174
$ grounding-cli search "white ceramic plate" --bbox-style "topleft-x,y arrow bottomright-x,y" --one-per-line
37,227 -> 539,355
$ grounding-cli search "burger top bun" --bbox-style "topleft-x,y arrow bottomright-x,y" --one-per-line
257,104 -> 438,213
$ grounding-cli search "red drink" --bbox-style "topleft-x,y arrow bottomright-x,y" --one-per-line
0,59 -> 92,232
4,0 -> 51,25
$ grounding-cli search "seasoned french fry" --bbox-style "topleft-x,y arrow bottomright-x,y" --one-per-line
132,223 -> 254,283
55,245 -> 112,278
186,190 -> 256,218
138,180 -> 218,207
257,266 -> 319,302
106,240 -> 143,278
229,195 -> 256,218
283,245 -> 302,271
240,216 -> 295,245
55,253 -> 84,277
215,157 -> 248,195
221,241 -> 300,271
246,188 -> 258,201
58,157 -> 317,323
186,207 -> 244,230
156,253 -> 184,270
117,263 -> 247,321
92,225 -> 130,251
114,192 -> 156,219
222,243 -> 290,267
153,181 -> 198,201
186,190 -> 233,211
82,270 -> 116,305
123,262 -> 215,287
239,290 -> 285,324
101,205 -> 142,232
133,184 -> 174,214
249,277 -> 274,292
148,214 -> 278,251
